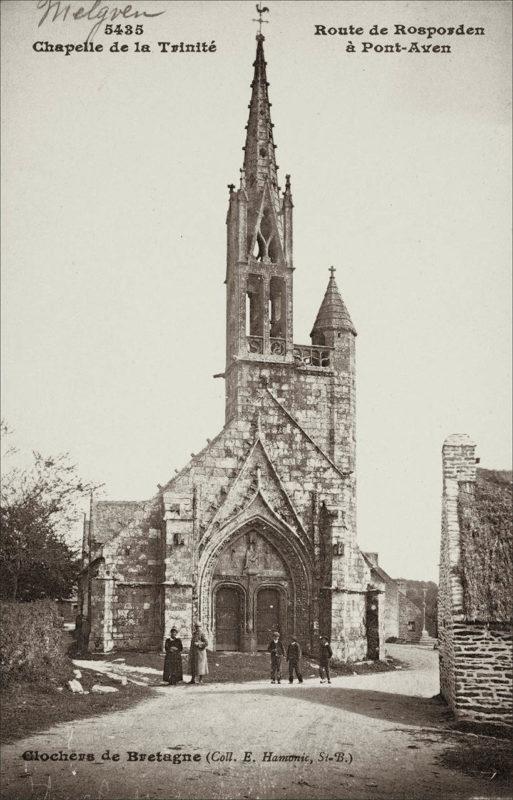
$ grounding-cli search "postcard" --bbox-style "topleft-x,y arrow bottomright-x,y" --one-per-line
1,2 -> 511,799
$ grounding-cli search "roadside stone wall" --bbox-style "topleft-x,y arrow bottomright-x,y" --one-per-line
439,435 -> 512,728
451,622 -> 512,727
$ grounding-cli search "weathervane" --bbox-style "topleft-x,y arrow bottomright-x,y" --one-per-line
253,3 -> 270,35
329,266 -> 336,277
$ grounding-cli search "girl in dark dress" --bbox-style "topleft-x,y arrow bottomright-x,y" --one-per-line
163,627 -> 183,685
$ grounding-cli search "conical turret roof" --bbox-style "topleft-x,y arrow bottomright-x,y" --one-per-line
311,272 -> 356,336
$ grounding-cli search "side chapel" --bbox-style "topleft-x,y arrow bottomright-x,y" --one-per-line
80,31 -> 384,662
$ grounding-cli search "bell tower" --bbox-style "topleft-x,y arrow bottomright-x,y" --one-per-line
225,33 -> 294,421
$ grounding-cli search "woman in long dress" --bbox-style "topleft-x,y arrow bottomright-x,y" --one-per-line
189,623 -> 208,684
163,627 -> 183,685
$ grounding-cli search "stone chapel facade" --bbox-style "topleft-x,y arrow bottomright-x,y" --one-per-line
80,33 -> 384,662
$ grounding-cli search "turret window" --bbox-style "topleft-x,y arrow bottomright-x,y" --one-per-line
311,331 -> 326,346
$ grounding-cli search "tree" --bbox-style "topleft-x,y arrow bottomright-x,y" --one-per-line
0,422 -> 99,601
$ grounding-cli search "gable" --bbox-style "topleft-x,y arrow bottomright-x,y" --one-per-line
199,435 -> 310,554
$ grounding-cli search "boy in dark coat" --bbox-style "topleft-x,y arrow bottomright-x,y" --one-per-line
286,636 -> 303,684
319,635 -> 333,683
267,631 -> 285,684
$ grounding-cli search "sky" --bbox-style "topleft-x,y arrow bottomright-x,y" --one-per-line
1,0 -> 511,581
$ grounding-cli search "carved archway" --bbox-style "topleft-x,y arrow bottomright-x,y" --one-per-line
198,501 -> 313,652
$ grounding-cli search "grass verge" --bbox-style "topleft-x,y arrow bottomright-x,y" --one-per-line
87,649 -> 403,683
0,668 -> 153,744
437,730 -> 513,787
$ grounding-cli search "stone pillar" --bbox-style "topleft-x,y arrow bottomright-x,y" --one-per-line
327,507 -> 350,661
262,275 -> 270,354
161,491 -> 195,651
439,433 -> 477,709
241,572 -> 259,653
90,574 -> 114,653
442,434 -> 477,617
162,583 -> 194,651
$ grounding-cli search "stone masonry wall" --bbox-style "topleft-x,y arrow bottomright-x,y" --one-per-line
398,594 -> 423,643
438,478 -> 457,707
159,382 -> 372,659
225,348 -> 355,476
439,436 -> 476,710
384,580 -> 399,640
89,500 -> 163,651
452,622 -> 512,727
439,435 -> 512,728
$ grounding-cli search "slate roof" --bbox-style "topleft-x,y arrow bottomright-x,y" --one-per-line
311,275 -> 356,336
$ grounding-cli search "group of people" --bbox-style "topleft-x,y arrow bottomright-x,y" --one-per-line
163,625 -> 333,686
267,631 -> 333,684
163,623 -> 208,685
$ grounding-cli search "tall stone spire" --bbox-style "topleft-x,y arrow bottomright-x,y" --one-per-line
243,34 -> 280,209
311,269 -> 357,339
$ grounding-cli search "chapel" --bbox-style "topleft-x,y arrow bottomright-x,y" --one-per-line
80,31 -> 384,662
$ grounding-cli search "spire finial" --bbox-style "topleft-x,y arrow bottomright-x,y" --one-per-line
253,4 -> 269,36
329,266 -> 336,278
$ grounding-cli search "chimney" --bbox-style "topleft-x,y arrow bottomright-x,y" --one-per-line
396,580 -> 407,596
442,434 -> 477,486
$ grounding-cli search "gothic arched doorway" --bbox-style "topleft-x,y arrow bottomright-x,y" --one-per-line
210,526 -> 293,651
198,507 -> 314,654
215,585 -> 243,651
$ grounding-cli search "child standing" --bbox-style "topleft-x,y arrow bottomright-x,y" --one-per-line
286,636 -> 303,684
319,635 -> 333,684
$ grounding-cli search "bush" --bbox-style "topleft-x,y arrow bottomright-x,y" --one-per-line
0,600 -> 72,687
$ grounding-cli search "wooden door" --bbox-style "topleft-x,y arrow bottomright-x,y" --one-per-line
257,588 -> 280,649
215,587 -> 241,651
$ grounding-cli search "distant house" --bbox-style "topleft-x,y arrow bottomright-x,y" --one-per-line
363,553 -> 423,642
55,595 -> 78,624
439,435 -> 513,729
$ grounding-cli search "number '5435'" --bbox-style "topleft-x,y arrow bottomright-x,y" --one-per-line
104,24 -> 143,35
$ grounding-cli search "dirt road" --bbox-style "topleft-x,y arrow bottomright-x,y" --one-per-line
1,646 -> 509,799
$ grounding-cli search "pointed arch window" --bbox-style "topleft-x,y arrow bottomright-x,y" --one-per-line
246,274 -> 264,343
269,277 -> 286,339
252,207 -> 277,263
